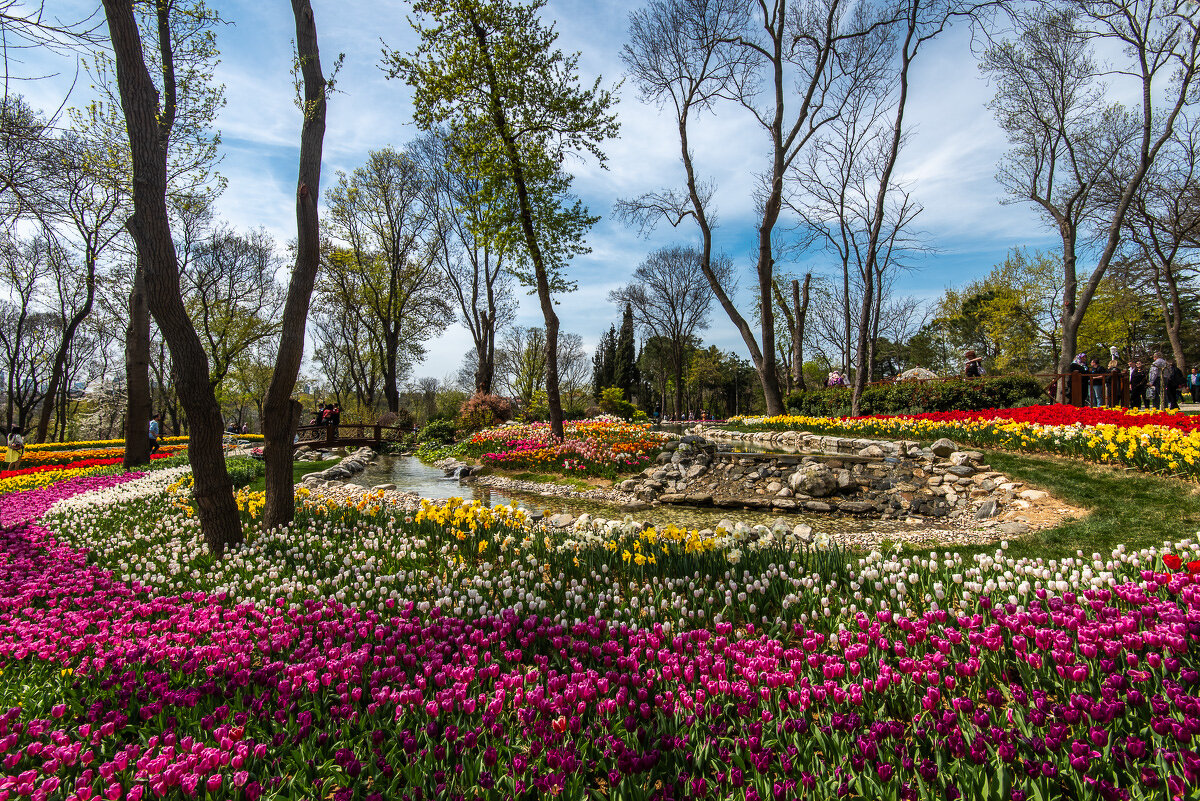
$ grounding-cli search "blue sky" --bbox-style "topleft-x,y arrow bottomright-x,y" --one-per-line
18,0 -> 1057,383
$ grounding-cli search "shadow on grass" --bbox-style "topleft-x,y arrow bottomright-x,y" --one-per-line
907,450 -> 1200,562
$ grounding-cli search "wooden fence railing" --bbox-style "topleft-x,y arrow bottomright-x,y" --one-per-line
292,423 -> 410,449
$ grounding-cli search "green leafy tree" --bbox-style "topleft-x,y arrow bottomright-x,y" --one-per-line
385,0 -> 619,439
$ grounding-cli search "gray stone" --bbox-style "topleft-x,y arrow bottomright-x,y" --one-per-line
838,500 -> 876,513
766,481 -> 783,493
658,493 -> 686,503
858,444 -> 885,458
776,487 -> 792,497
685,464 -> 708,480
1019,489 -> 1048,501
619,479 -> 638,492
548,513 -> 576,529
771,498 -> 798,510
975,499 -> 1000,519
931,438 -> 958,457
656,451 -> 673,464
684,493 -> 713,505
803,501 -> 832,512
301,472 -> 325,481
947,465 -> 976,477
788,464 -> 838,497
997,521 -> 1031,537
371,483 -> 397,491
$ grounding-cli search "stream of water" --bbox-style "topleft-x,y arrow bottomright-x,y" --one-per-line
338,454 -> 908,534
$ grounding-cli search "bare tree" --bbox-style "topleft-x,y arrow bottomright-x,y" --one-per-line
181,226 -> 285,390
1121,116 -> 1200,368
418,130 -> 516,395
100,0 -> 240,552
982,1 -> 1200,397
321,146 -> 453,413
609,245 -> 725,418
619,0 -> 901,416
260,0 -> 338,532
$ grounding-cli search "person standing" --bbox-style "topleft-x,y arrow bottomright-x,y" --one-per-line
149,413 -> 162,455
964,350 -> 984,377
1130,360 -> 1148,409
1149,352 -> 1169,409
1088,358 -> 1104,407
1106,356 -> 1121,407
1190,367 -> 1200,404
5,425 -> 23,471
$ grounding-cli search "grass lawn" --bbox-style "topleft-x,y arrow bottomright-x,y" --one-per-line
905,449 -> 1200,561
246,458 -> 341,492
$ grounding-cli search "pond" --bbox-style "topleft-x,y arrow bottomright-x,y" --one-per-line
341,454 -> 927,535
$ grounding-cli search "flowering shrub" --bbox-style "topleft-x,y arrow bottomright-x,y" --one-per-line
461,418 -> 668,479
731,405 -> 1200,480
4,467 -> 1200,799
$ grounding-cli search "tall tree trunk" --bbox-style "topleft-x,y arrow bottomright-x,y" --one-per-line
261,0 -> 330,532
794,274 -> 810,392
123,267 -> 152,469
103,0 -> 240,554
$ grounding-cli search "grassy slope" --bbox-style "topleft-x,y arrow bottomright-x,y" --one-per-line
246,459 -> 341,493
906,450 -> 1200,561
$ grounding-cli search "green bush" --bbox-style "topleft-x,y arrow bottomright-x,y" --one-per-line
782,374 -> 1047,417
417,419 -> 457,445
598,387 -> 636,420
225,456 -> 266,488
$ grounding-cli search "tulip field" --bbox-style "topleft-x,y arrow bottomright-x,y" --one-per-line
731,405 -> 1200,482
1,426 -> 1200,800
461,418 -> 668,479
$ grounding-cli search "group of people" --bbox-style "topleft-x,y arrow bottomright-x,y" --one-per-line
824,370 -> 848,387
311,403 -> 341,428
1070,349 -> 1197,410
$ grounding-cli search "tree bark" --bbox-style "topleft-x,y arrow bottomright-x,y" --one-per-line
261,0 -> 329,532
794,274 -> 810,392
123,267 -> 152,468
103,0 -> 240,554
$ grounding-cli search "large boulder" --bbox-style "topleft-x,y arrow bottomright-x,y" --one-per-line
931,438 -> 958,457
787,463 -> 838,497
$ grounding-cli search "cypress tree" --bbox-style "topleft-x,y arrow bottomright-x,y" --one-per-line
614,303 -> 638,402
592,325 -> 616,401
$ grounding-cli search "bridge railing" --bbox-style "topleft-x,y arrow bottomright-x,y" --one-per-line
293,423 -> 410,448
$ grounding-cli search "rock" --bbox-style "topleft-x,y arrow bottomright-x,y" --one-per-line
301,472 -> 325,481
947,465 -> 976,478
684,493 -> 713,505
803,501 -> 832,512
548,513 -> 575,529
949,452 -> 971,466
858,444 -> 885,458
325,480 -> 344,488
371,483 -> 397,491
619,479 -> 638,492
1019,489 -> 1048,501
662,440 -> 679,452
931,438 -> 958,457
685,464 -> 708,480
658,493 -> 686,503
766,481 -> 783,493
838,500 -> 876,513
618,502 -> 650,512
776,487 -> 792,497
997,521 -> 1031,537
656,451 -> 673,464
788,464 -> 838,497
975,499 -> 1000,519
771,499 -> 798,510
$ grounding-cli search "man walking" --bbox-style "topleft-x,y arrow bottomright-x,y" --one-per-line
149,413 -> 162,455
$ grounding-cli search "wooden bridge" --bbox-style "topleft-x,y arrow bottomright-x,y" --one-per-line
292,423 -> 411,450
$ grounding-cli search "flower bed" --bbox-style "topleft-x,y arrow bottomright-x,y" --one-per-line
0,466 -> 1194,798
459,419 -> 668,479
730,405 -> 1200,480
21,436 -> 191,453
14,444 -> 187,467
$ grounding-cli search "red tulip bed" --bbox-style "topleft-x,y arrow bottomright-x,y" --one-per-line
2,471 -> 1200,800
